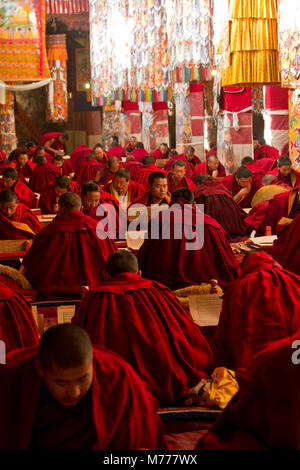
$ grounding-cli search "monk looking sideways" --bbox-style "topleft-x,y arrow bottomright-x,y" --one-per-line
0,324 -> 166,449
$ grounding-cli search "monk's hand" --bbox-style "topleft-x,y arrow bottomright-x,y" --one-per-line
212,170 -> 219,177
239,187 -> 250,196
53,202 -> 59,213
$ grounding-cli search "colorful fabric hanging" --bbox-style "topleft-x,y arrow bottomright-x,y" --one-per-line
0,0 -> 50,81
278,0 -> 300,89
0,91 -> 17,155
289,90 -> 300,171
46,34 -> 68,123
139,102 -> 155,152
46,0 -> 89,14
220,0 -> 280,86
174,83 -> 192,153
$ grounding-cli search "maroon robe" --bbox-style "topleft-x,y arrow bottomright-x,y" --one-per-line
0,179 -> 38,209
0,346 -> 166,450
138,201 -> 240,290
244,200 -> 270,235
131,147 -> 149,161
271,168 -> 300,188
151,147 -> 169,160
106,144 -> 125,160
164,156 -> 196,180
0,282 -> 39,353
22,210 -> 117,299
75,159 -> 104,187
245,158 -> 276,174
221,173 -> 262,208
39,181 -> 81,214
254,144 -> 279,161
134,164 -> 166,189
265,187 -> 300,234
39,132 -> 63,149
102,180 -> 145,204
272,212 -> 300,275
0,203 -> 42,239
167,174 -> 196,193
212,252 -> 300,372
98,165 -> 117,185
130,191 -> 171,206
194,179 -> 251,240
29,162 -> 61,194
121,158 -> 143,179
60,160 -> 74,176
70,144 -> 93,174
194,161 -> 226,178
73,272 -> 213,404
197,332 -> 300,449
10,159 -> 36,179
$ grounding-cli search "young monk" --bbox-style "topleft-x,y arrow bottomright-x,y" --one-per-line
73,250 -> 213,404
138,188 -> 240,290
102,168 -> 145,206
196,331 -> 300,449
130,141 -> 149,161
212,251 -> 300,373
272,212 -> 300,275
0,167 -> 38,209
221,166 -> 262,208
53,155 -> 74,178
10,149 -> 36,180
39,175 -> 80,214
271,155 -> 300,188
134,155 -> 166,189
130,171 -> 171,206
167,160 -> 196,193
194,174 -> 251,241
21,192 -> 117,299
0,189 -> 42,239
0,324 -> 166,449
151,142 -> 169,160
29,155 -> 61,194
0,281 -> 39,354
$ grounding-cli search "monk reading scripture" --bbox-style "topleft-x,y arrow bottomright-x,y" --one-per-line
212,251 -> 300,372
10,149 -> 36,180
0,167 -> 37,209
75,154 -> 105,188
102,168 -> 145,207
167,160 -> 196,193
21,192 -> 117,298
138,188 -> 240,290
0,324 -> 166,449
29,155 -> 61,194
222,166 -> 262,208
73,250 -> 213,404
53,155 -> 74,178
195,155 -> 226,178
95,156 -> 120,185
0,189 -> 42,239
151,143 -> 169,160
39,175 -> 80,214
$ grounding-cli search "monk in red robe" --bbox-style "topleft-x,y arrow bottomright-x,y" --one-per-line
264,187 -> 300,234
167,160 -> 196,193
281,142 -> 289,156
222,166 -> 262,208
0,167 -> 37,208
212,251 -> 300,374
10,149 -> 36,180
0,189 -> 42,239
194,174 -> 251,241
254,143 -> 279,161
95,156 -> 120,185
21,193 -> 117,299
73,250 -> 213,405
271,155 -> 300,188
272,213 -> 300,275
242,155 -> 276,175
164,150 -> 196,180
81,182 -> 125,240
138,188 -> 240,290
134,155 -> 166,189
196,332 -> 300,449
29,155 -> 61,194
122,153 -> 143,179
151,142 -> 169,160
130,171 -> 171,206
53,155 -> 74,178
102,168 -> 145,207
39,175 -> 80,214
131,141 -> 149,161
39,132 -> 68,158
106,136 -> 125,160
70,144 -> 92,174
195,155 -> 226,178
0,324 -> 166,450
75,154 -> 104,188
0,281 -> 39,354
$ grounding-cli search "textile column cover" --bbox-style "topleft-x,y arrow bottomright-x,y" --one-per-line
190,83 -> 205,160
122,101 -> 142,142
264,86 -> 289,154
46,34 -> 68,122
289,90 -> 300,171
174,84 -> 192,154
220,0 -> 280,86
0,91 -> 17,155
139,102 -> 155,152
218,86 -> 253,173
203,80 -> 217,152
102,102 -> 129,149
152,102 -> 169,150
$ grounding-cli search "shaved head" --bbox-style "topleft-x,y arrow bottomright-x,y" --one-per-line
58,192 -> 81,212
106,250 -> 139,277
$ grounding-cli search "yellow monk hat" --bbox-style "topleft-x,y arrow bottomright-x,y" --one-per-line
251,185 -> 289,208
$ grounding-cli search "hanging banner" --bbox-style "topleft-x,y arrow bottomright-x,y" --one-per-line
0,0 -> 50,81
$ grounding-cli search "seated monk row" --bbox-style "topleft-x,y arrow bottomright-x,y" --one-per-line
0,324 -> 166,449
21,192 -> 117,299
0,167 -> 37,208
73,250 -> 213,405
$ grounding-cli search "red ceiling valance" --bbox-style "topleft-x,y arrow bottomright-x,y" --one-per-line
46,0 -> 89,14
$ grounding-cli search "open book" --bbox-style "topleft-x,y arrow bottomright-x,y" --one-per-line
189,294 -> 222,327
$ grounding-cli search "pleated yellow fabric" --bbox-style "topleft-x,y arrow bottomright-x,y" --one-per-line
221,0 -> 280,86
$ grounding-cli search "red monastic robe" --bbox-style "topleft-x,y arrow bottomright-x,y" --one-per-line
39,181 -> 81,214
0,346 -> 166,450
194,161 -> 226,178
221,173 -> 262,208
194,179 -> 251,240
167,174 -> 196,193
212,251 -> 300,372
272,212 -> 300,275
197,333 -> 300,449
245,158 -> 276,174
134,164 -> 166,189
138,201 -> 240,290
244,200 -> 270,235
271,169 -> 300,188
0,282 -> 39,353
10,159 -> 36,179
102,179 -> 145,204
106,145 -> 125,160
164,156 -> 196,180
265,187 -> 300,234
151,147 -> 169,160
70,144 -> 93,174
75,159 -> 104,188
72,272 -> 213,404
131,147 -> 149,161
29,162 -> 61,194
22,210 -> 117,299
254,144 -> 279,161
121,158 -> 143,179
0,203 -> 42,239
0,179 -> 38,209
